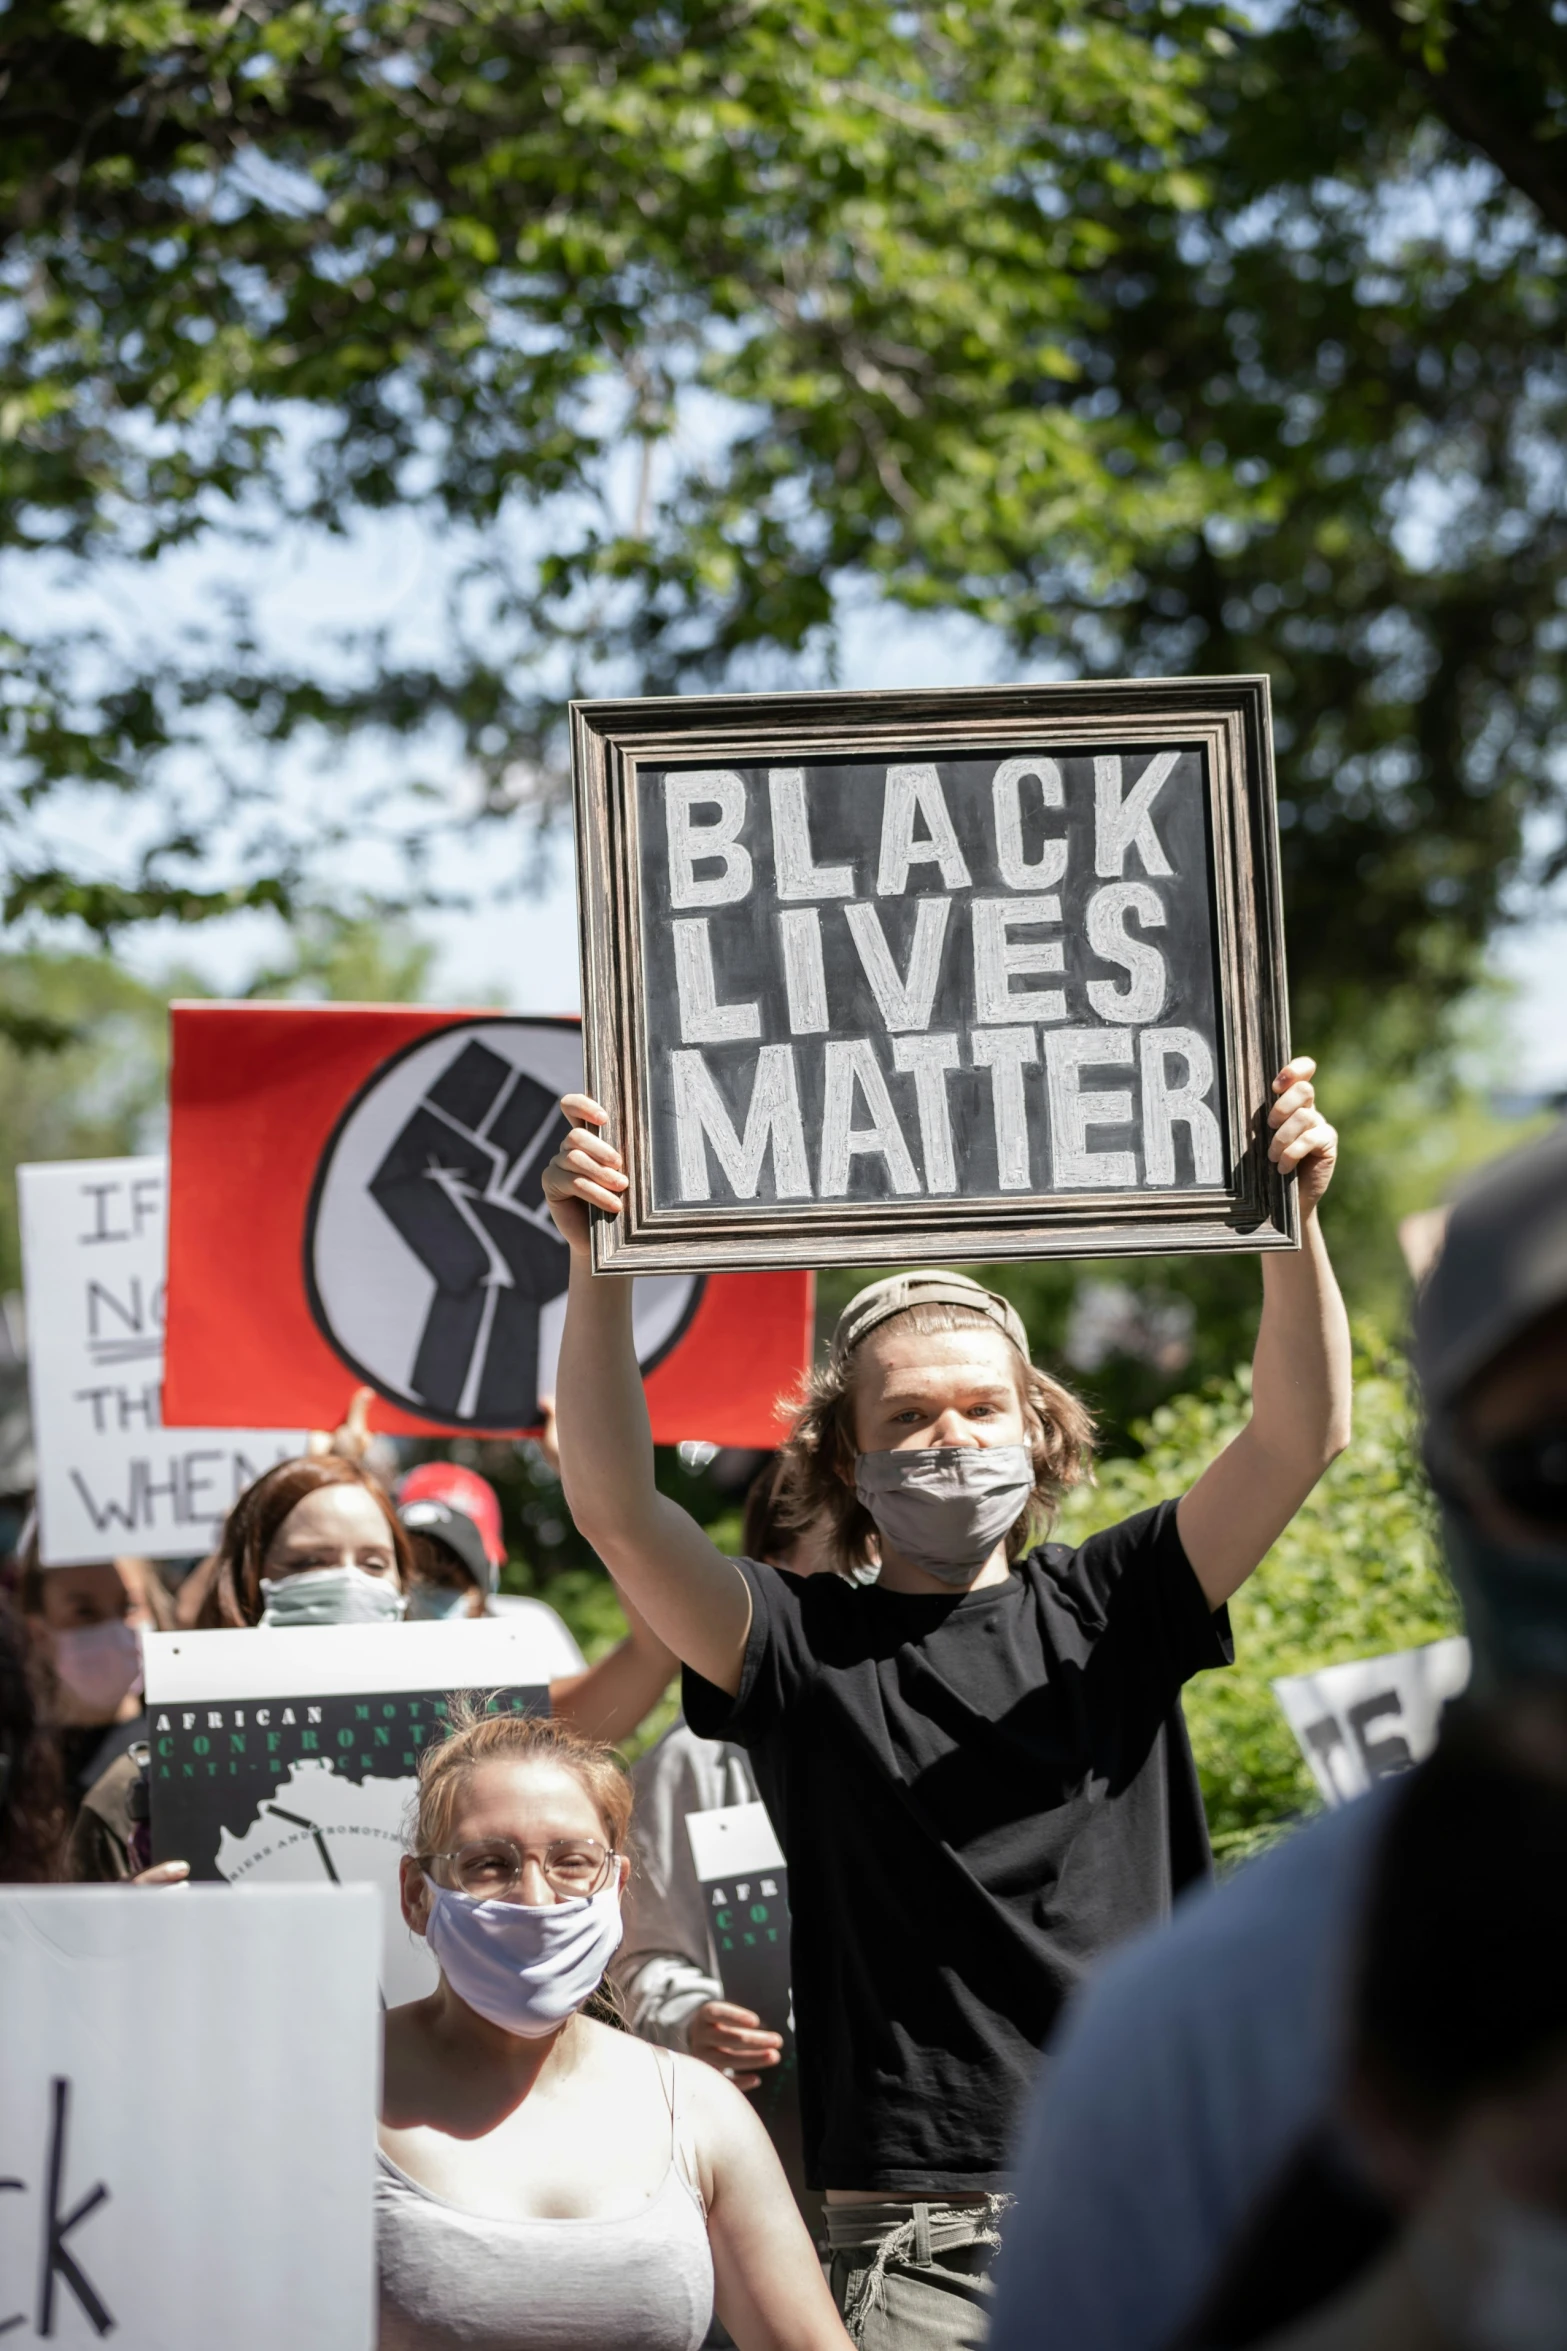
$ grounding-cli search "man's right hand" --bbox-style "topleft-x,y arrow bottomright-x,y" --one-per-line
687,2000 -> 785,2093
542,1094 -> 630,1257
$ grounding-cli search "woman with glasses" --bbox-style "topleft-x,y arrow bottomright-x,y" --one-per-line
378,1700 -> 852,2351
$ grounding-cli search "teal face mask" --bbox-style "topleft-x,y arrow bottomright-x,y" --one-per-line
1440,1502 -> 1567,1692
404,1582 -> 472,1623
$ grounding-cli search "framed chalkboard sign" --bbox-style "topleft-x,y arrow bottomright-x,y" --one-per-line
571,679 -> 1295,1273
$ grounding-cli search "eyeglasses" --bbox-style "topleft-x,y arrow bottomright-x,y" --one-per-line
417,1836 -> 617,1900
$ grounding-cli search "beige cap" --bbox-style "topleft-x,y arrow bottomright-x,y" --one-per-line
830,1269 -> 1030,1365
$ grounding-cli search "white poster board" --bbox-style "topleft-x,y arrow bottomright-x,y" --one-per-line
18,1156 -> 305,1564
143,1617 -> 576,2003
0,1884 -> 378,2349
1273,1636 -> 1471,1807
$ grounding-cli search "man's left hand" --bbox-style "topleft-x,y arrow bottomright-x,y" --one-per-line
1267,1058 -> 1338,1217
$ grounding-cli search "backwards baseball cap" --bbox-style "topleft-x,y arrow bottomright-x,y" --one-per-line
395,1462 -> 505,1569
1414,1122 -> 1567,1418
396,1497 -> 495,1594
831,1270 -> 1030,1366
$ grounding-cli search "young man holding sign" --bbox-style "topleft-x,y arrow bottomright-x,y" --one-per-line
543,1059 -> 1348,2350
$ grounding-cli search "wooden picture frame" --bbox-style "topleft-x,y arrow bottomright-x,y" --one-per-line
571,677 -> 1296,1273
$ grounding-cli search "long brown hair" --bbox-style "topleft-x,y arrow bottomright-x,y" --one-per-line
211,1457 -> 413,1628
0,1598 -> 68,1882
775,1300 -> 1096,1576
411,1698 -> 632,2028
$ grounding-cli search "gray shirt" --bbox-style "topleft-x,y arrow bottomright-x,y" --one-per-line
613,1719 -> 758,2050
988,1787 -> 1396,2351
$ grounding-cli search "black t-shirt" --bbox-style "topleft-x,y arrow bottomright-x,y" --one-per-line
683,1499 -> 1231,2193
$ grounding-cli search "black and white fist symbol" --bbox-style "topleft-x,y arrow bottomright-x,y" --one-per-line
369,1042 -> 568,1424
306,1018 -> 701,1431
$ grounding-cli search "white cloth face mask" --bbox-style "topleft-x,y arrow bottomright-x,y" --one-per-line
52,1618 -> 144,1713
424,1881 -> 625,2038
258,1566 -> 407,1628
854,1444 -> 1035,1584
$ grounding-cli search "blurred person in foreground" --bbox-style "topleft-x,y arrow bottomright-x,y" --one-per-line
988,1120 -> 1567,2351
1190,1708 -> 1567,2351
72,1451 -> 675,1878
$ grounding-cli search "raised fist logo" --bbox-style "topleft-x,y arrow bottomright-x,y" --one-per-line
368,1042 -> 568,1423
306,1018 -> 701,1429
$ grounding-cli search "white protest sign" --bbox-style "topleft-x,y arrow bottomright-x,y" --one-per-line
143,1617 -> 573,2003
1273,1637 -> 1471,1807
18,1155 -> 305,1564
0,1883 -> 378,2350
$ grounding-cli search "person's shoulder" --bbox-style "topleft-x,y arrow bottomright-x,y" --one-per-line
630,1713 -> 744,1794
1019,1497 -> 1181,1597
668,2041 -> 772,2155
79,1744 -> 140,1827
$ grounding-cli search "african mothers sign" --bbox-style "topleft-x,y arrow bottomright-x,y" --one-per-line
572,679 -> 1294,1272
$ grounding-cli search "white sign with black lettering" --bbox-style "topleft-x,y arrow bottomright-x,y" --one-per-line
18,1156 -> 304,1563
0,1883 -> 378,2349
143,1619 -> 562,2004
1273,1637 -> 1471,1807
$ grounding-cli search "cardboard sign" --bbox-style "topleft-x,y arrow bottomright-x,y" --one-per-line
144,1619 -> 569,2002
572,679 -> 1295,1273
0,1883 -> 378,2348
686,1800 -> 804,2199
17,1156 -> 304,1565
163,1004 -> 813,1440
1273,1637 -> 1471,1807
686,1800 -> 792,2034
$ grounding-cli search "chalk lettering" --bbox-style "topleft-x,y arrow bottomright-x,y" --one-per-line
992,756 -> 1068,889
970,1028 -> 1038,1190
875,766 -> 971,896
665,772 -> 753,909
1094,751 -> 1178,879
1139,1027 -> 1223,1185
777,910 -> 829,1034
671,1048 -> 812,1202
672,919 -> 760,1045
1044,1030 -> 1137,1187
891,1034 -> 963,1193
769,769 -> 854,899
819,1041 -> 922,1197
843,899 -> 949,1032
972,897 -> 1066,1025
1085,884 -> 1168,1024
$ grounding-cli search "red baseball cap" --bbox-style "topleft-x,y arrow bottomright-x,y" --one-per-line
395,1462 -> 505,1568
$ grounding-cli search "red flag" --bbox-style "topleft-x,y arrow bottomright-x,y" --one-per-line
164,1004 -> 813,1444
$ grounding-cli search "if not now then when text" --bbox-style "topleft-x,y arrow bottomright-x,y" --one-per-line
656,757 -> 1225,1201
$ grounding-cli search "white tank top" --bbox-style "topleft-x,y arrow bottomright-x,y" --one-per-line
377,2046 -> 714,2351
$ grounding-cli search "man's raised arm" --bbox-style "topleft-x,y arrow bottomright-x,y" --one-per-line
542,1094 -> 752,1695
1177,1057 -> 1353,1609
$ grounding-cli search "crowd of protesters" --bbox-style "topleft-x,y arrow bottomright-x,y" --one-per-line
4,1052 -> 1567,2351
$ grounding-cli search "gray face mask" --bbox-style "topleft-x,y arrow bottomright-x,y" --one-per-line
854,1445 -> 1034,1585
258,1565 -> 407,1629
